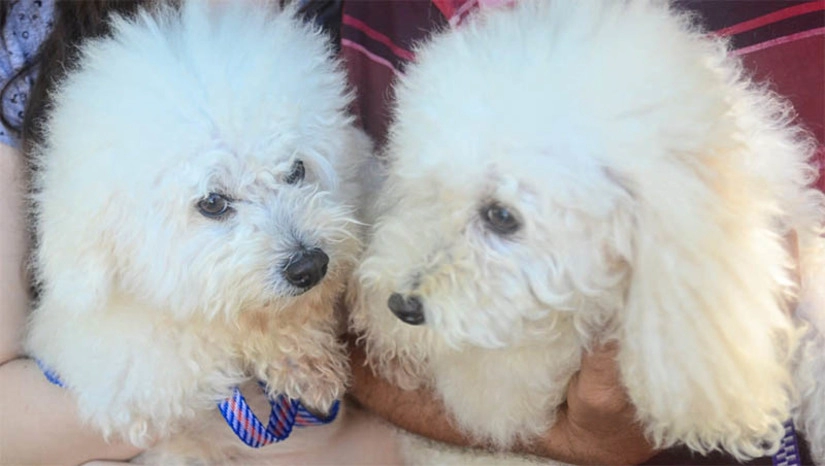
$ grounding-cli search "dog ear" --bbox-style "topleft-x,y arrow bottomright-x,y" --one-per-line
44,250 -> 112,316
615,158 -> 796,458
34,202 -> 116,317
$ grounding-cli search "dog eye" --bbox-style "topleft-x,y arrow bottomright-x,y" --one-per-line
284,160 -> 305,185
197,193 -> 233,219
481,203 -> 520,235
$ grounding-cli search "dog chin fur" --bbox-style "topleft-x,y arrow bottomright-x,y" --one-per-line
350,0 -> 825,462
26,1 -> 369,461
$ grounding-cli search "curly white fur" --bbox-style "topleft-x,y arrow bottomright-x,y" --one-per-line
26,1 -> 369,462
350,0 -> 825,462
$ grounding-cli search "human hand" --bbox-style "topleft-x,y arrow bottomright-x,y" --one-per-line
530,342 -> 656,465
348,333 -> 655,465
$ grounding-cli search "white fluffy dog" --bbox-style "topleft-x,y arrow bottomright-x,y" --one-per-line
350,0 -> 825,463
27,1 -> 368,462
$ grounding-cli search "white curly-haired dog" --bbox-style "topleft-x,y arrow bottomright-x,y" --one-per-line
350,0 -> 825,463
26,0 -> 369,462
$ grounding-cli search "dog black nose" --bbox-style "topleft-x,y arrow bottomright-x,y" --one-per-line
388,293 -> 425,325
283,248 -> 329,289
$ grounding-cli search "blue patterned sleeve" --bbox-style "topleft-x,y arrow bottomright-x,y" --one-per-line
0,0 -> 54,149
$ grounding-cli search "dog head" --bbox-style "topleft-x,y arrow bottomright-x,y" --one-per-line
34,1 -> 365,320
356,0 -> 806,457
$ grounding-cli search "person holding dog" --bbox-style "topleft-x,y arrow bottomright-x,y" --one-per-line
0,0 -> 820,465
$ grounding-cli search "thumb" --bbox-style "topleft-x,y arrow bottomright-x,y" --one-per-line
577,341 -> 622,390
560,342 -> 655,464
569,341 -> 628,416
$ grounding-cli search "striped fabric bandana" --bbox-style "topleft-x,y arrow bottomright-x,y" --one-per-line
218,382 -> 339,448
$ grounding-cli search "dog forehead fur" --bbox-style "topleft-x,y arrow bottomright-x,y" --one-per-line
48,2 -> 352,177
353,0 -> 825,461
45,4 -> 355,205
390,1 -> 729,180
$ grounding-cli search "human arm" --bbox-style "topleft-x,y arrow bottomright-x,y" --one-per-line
0,143 -> 142,466
346,337 -> 656,466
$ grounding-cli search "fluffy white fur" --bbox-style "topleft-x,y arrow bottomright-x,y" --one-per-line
350,0 -> 825,462
26,1 -> 369,462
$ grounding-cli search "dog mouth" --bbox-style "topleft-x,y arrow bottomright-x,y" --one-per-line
387,293 -> 425,325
